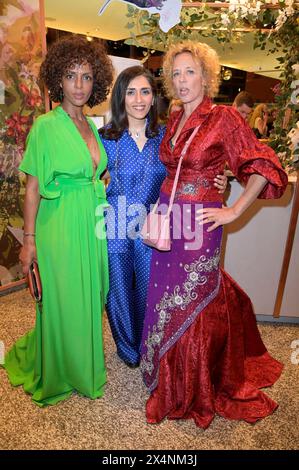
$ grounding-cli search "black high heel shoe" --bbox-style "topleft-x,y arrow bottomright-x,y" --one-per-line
123,359 -> 140,369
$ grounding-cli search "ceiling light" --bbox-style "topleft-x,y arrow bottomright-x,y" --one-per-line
221,68 -> 232,81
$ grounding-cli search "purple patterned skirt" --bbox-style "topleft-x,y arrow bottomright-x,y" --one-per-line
140,191 -> 222,391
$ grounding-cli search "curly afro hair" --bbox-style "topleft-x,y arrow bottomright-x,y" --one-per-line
40,35 -> 114,107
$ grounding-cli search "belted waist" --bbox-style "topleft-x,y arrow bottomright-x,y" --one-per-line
51,177 -> 93,187
164,175 -> 213,189
161,176 -> 222,202
47,177 -> 108,205
165,173 -> 214,184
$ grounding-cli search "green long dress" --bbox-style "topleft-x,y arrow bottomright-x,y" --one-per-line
4,105 -> 109,406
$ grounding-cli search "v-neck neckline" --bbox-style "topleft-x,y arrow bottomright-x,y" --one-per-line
126,129 -> 149,153
58,105 -> 101,177
168,97 -> 213,151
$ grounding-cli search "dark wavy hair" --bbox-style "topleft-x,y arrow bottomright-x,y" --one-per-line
40,35 -> 114,107
99,66 -> 159,140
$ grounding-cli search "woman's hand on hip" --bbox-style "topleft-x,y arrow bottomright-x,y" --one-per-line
196,206 -> 238,232
213,173 -> 228,193
197,175 -> 268,232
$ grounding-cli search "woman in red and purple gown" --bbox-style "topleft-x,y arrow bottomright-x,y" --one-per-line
140,41 -> 288,428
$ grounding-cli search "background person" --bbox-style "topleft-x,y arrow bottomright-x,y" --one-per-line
266,107 -> 278,136
250,103 -> 269,138
168,98 -> 183,115
232,90 -> 254,122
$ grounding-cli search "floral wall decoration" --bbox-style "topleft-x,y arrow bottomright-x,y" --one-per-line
0,0 -> 45,286
124,0 -> 299,169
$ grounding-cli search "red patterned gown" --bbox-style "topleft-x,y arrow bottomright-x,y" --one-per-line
140,97 -> 288,428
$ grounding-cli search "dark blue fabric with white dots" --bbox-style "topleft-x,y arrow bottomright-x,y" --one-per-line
100,127 -> 166,364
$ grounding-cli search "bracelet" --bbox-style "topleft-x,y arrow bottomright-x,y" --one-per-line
24,233 -> 35,237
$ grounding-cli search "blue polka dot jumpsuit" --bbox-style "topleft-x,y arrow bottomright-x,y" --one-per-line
100,127 -> 166,365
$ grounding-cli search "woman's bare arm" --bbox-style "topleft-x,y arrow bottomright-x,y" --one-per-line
197,174 -> 267,231
19,175 -> 40,274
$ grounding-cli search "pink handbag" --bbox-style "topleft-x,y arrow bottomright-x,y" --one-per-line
140,200 -> 171,251
141,125 -> 200,251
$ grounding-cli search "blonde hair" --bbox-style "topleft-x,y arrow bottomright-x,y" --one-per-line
168,98 -> 182,116
163,41 -> 220,99
249,103 -> 267,128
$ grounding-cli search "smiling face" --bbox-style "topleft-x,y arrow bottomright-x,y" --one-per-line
61,62 -> 94,109
125,75 -> 153,125
171,51 -> 206,111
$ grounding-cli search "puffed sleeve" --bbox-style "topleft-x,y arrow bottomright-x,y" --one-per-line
19,120 -> 40,177
223,108 -> 288,199
19,117 -> 61,199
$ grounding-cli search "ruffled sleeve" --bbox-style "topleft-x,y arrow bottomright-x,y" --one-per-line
19,116 -> 61,199
19,121 -> 39,177
223,108 -> 288,199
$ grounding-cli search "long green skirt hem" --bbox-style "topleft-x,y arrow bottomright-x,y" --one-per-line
3,328 -> 106,407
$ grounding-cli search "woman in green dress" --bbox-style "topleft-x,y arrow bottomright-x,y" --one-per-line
3,36 -> 114,406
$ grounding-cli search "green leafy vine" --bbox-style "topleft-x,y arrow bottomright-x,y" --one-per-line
124,1 -> 299,169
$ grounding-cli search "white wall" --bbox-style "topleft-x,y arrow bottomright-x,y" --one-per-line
223,179 -> 299,318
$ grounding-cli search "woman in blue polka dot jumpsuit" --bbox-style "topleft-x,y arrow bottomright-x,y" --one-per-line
99,66 -> 227,367
99,66 -> 166,367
